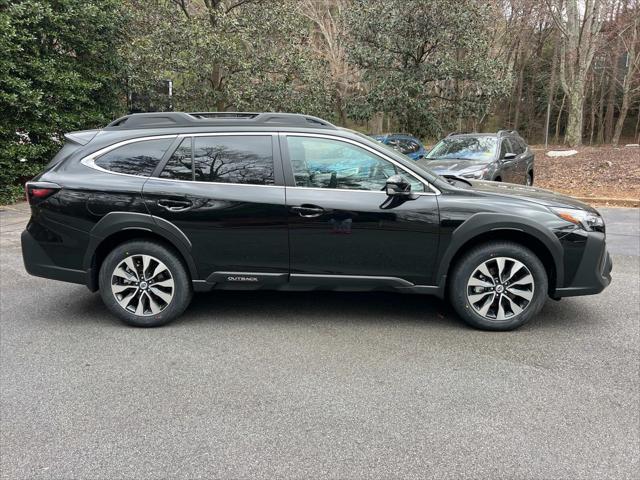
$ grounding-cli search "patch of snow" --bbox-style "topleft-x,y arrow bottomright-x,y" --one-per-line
624,143 -> 639,148
546,149 -> 578,157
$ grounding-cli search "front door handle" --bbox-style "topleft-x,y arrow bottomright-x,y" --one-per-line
157,199 -> 193,212
291,205 -> 325,218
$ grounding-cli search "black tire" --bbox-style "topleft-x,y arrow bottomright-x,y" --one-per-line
448,241 -> 548,331
493,176 -> 502,182
99,240 -> 192,327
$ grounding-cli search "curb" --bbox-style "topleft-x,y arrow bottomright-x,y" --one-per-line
574,197 -> 639,207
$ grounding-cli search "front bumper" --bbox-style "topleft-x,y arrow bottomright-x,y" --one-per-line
554,231 -> 612,298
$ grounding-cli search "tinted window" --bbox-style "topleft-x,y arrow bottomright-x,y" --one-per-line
95,138 -> 173,176
508,137 -> 524,155
426,137 -> 497,161
287,136 -> 424,192
499,139 -> 511,158
403,140 -> 420,154
193,136 -> 273,185
160,138 -> 192,181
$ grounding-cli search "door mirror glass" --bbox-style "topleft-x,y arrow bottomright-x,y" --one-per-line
503,152 -> 517,160
385,174 -> 411,196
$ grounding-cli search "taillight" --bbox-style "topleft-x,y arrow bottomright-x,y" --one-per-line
25,182 -> 61,205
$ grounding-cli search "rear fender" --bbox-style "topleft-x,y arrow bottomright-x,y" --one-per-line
83,212 -> 197,280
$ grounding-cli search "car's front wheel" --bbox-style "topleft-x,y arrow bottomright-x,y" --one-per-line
449,241 -> 548,331
99,240 -> 192,327
525,171 -> 534,186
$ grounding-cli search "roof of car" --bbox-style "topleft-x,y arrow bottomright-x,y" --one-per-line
447,130 -> 522,139
372,133 -> 418,139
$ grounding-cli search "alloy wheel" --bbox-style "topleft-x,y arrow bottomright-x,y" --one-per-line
466,256 -> 534,321
110,254 -> 174,316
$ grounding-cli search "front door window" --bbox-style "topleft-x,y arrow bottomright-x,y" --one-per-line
286,136 -> 425,192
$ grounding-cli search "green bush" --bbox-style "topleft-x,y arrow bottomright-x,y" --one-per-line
0,0 -> 126,204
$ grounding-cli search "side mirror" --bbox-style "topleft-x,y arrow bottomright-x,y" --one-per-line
385,174 -> 411,196
503,152 -> 517,160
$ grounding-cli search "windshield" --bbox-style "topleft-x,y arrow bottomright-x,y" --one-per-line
426,137 -> 497,161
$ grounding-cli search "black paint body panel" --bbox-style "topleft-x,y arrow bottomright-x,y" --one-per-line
22,124 -> 611,300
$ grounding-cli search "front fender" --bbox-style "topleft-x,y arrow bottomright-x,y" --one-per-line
435,212 -> 564,291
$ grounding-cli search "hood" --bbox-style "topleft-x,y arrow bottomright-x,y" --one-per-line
418,158 -> 488,175
468,180 -> 598,212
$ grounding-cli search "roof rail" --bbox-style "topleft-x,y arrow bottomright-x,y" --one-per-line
447,131 -> 466,137
498,129 -> 519,137
105,112 -> 337,130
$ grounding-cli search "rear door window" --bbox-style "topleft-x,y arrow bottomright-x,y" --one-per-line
159,136 -> 274,185
160,138 -> 193,181
95,138 -> 174,176
193,136 -> 274,185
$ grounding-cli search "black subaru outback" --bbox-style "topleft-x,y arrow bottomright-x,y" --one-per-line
21,112 -> 612,330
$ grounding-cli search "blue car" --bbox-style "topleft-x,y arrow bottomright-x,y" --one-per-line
371,133 -> 427,160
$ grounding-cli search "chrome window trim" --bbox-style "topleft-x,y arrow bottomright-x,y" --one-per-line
146,176 -> 284,189
79,131 -> 441,195
80,133 -> 280,186
281,132 -> 440,195
80,134 -> 179,177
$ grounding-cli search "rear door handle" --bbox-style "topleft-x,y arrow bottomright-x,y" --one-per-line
157,199 -> 193,212
291,205 -> 325,218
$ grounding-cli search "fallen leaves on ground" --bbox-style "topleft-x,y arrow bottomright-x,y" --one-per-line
532,145 -> 640,206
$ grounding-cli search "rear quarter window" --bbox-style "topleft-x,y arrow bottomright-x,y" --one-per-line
94,138 -> 174,176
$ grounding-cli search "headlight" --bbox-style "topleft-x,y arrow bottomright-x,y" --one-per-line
550,207 -> 604,231
461,168 -> 488,179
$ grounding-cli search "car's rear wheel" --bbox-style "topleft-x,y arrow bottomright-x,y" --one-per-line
99,240 -> 192,327
449,241 -> 548,331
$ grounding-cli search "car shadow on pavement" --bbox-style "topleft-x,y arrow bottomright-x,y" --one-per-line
186,290 -> 457,327
60,286 -> 596,332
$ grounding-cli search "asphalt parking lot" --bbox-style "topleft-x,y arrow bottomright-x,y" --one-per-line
1,203 -> 638,479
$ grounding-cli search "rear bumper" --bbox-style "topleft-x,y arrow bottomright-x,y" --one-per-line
554,233 -> 612,298
21,230 -> 90,286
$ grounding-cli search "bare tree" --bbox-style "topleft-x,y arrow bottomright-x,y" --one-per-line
299,0 -> 358,125
612,3 -> 640,145
547,0 -> 606,146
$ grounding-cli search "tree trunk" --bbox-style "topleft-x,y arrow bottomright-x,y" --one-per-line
565,82 -> 585,146
550,0 -> 604,147
604,63 -> 619,142
596,68 -> 607,143
612,92 -> 630,146
589,77 -> 596,145
545,30 -> 560,146
612,14 -> 639,146
513,63 -> 525,130
554,93 -> 566,143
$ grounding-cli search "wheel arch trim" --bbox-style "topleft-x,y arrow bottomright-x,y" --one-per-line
83,212 -> 198,287
436,212 -> 564,291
